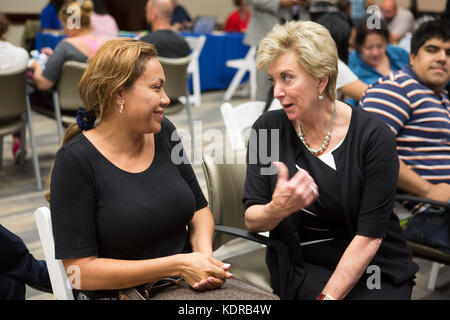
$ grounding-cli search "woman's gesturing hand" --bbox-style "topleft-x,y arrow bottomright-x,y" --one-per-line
179,253 -> 232,290
268,162 -> 318,218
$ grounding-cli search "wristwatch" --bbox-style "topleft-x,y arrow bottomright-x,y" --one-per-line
316,293 -> 335,300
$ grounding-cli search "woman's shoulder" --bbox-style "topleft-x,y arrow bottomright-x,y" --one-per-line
351,105 -> 395,137
57,133 -> 88,154
386,45 -> 410,63
54,134 -> 93,166
348,49 -> 362,65
253,109 -> 289,129
159,117 -> 179,139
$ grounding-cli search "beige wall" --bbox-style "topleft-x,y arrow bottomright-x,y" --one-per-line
0,0 -> 48,13
178,0 -> 235,24
0,0 -> 48,46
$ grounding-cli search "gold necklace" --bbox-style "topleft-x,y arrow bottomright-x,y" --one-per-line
297,101 -> 336,156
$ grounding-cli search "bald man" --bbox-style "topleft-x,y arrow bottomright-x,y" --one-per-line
140,0 -> 190,58
381,0 -> 414,43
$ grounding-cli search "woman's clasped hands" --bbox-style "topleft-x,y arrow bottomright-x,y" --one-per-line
180,252 -> 232,291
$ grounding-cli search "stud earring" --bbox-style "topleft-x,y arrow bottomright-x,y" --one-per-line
119,104 -> 124,115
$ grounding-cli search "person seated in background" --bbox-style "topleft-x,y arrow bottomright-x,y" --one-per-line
245,0 -> 311,102
304,2 -> 367,101
348,16 -> 409,105
140,0 -> 190,58
1,224 -> 52,300
0,12 -> 30,162
30,0 -> 104,93
361,20 -> 450,203
317,0 -> 354,64
348,0 -> 366,26
170,0 -> 192,31
380,0 -> 414,44
47,38 -> 231,300
90,0 -> 119,39
40,0 -> 66,32
360,20 -> 450,253
244,20 -> 418,300
224,0 -> 251,33
336,59 -> 368,101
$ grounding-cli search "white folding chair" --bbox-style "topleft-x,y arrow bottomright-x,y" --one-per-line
183,35 -> 206,107
34,207 -> 74,300
220,100 -> 265,150
223,46 -> 257,101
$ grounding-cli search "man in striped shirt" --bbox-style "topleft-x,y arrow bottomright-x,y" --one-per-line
361,21 -> 450,203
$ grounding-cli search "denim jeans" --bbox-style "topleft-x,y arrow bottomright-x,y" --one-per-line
403,206 -> 450,254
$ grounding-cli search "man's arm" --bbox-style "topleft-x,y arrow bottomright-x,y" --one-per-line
398,159 -> 450,202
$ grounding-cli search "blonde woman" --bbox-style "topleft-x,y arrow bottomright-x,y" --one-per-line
243,21 -> 418,300
31,0 -> 104,91
47,39 -> 231,300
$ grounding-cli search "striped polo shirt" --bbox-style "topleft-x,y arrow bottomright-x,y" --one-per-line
361,65 -> 450,184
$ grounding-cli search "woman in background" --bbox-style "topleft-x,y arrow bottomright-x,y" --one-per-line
40,0 -> 66,31
31,1 -> 104,92
90,0 -> 119,39
224,0 -> 251,33
348,16 -> 409,105
0,12 -> 29,161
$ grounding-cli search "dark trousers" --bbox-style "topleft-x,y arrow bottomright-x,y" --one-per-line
295,262 -> 413,300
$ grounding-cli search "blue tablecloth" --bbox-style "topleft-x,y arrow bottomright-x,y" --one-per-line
35,31 -> 250,91
182,32 -> 250,91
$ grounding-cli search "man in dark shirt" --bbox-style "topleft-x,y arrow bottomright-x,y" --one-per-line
140,0 -> 190,58
170,0 -> 192,31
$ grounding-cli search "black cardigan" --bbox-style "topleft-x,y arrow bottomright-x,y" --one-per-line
243,106 -> 418,299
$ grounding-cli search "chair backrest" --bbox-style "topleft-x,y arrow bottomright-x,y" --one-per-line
184,35 -> 206,73
157,55 -> 192,101
202,150 -> 248,250
221,101 -> 265,150
34,207 -> 74,300
57,61 -> 88,111
0,68 -> 27,119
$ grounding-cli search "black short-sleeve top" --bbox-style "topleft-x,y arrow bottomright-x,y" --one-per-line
50,118 -> 208,261
243,106 -> 418,285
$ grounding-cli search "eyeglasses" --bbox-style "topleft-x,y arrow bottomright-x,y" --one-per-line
140,277 -> 185,299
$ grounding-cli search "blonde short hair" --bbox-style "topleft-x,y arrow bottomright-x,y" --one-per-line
256,20 -> 338,101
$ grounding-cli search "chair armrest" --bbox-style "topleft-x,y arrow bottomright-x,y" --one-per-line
395,194 -> 450,209
214,225 -> 270,246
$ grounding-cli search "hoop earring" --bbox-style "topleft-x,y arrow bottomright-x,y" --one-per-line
119,104 -> 124,115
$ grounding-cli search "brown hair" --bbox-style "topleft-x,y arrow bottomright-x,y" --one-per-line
45,39 -> 158,202
0,12 -> 9,40
58,0 -> 94,30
